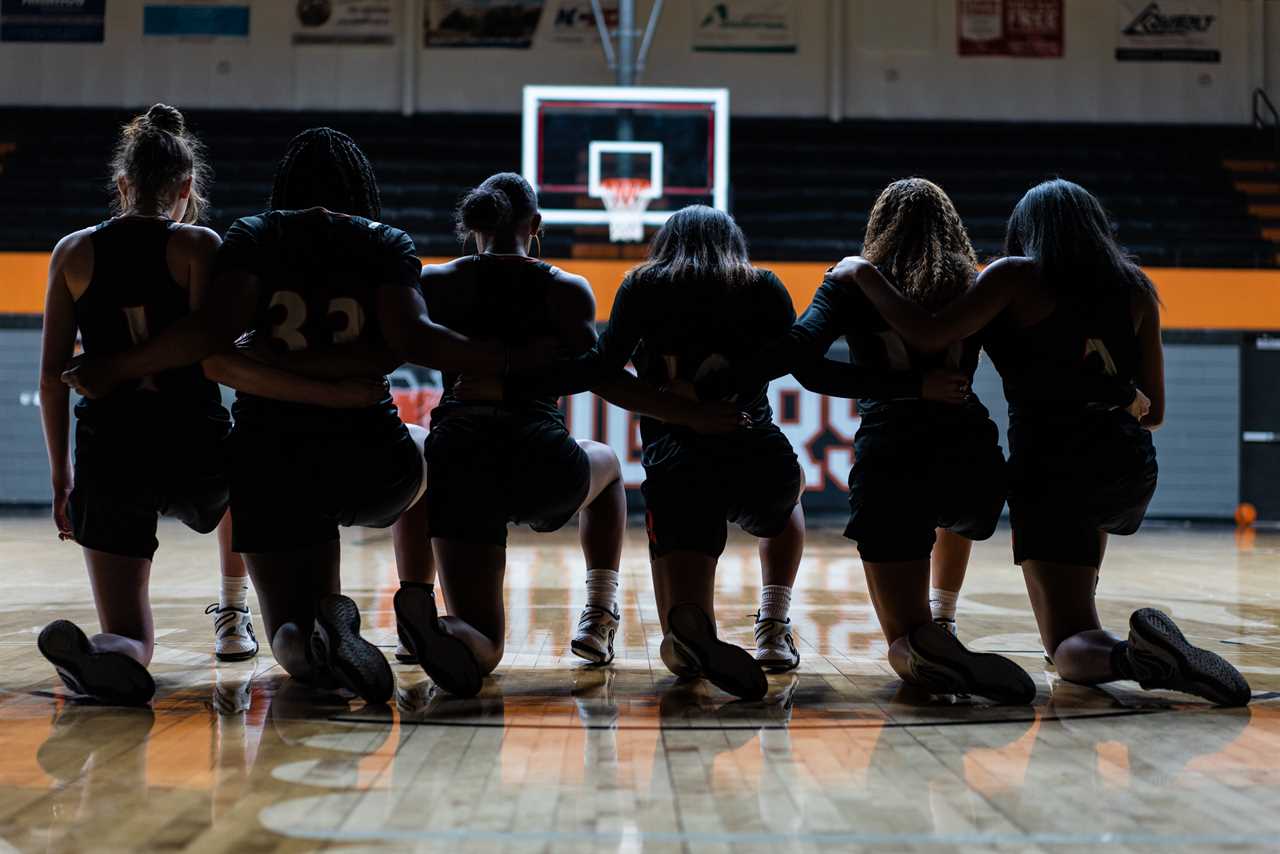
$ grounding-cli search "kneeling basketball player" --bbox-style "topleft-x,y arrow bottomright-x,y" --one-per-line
396,175 -> 744,697
63,129 -> 515,704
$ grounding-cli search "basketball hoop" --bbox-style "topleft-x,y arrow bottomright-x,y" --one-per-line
600,177 -> 652,242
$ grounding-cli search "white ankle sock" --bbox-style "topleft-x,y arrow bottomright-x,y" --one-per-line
929,587 -> 958,621
585,568 -> 619,612
221,575 -> 249,611
759,585 -> 792,623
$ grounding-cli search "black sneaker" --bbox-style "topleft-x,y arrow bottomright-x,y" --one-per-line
1126,608 -> 1252,707
313,595 -> 394,705
36,620 -> 155,707
667,603 -> 767,701
393,585 -> 483,698
903,622 -> 1037,705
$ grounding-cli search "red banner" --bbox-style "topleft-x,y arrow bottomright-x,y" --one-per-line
958,0 -> 1063,58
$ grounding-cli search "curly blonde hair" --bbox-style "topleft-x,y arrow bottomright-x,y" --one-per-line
861,178 -> 976,312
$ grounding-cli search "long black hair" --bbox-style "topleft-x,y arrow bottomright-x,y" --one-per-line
269,127 -> 381,219
1005,179 -> 1157,301
630,205 -> 755,289
454,172 -> 538,244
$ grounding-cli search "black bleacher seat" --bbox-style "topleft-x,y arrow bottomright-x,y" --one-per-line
0,107 -> 1274,268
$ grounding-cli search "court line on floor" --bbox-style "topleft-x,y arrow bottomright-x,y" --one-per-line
266,824 -> 1280,847
332,707 -> 1176,731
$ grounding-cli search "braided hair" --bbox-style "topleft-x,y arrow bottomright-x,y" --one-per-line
861,178 -> 977,313
269,127 -> 381,219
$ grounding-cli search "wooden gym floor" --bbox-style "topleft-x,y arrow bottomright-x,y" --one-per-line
0,514 -> 1277,852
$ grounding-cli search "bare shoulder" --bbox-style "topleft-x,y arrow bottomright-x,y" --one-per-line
170,223 -> 221,256
51,227 -> 96,285
420,256 -> 468,285
549,267 -> 596,316
978,256 -> 1036,283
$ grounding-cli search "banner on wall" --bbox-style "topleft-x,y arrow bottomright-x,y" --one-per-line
957,0 -> 1063,57
423,0 -> 544,48
143,3 -> 249,37
691,0 -> 797,54
1116,0 -> 1220,63
545,0 -> 615,48
293,0 -> 399,45
0,0 -> 105,43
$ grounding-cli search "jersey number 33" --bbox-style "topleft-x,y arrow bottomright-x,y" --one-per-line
268,291 -> 366,351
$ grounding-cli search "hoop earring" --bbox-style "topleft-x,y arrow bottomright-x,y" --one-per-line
532,233 -> 542,258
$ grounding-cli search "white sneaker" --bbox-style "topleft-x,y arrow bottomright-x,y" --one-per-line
207,604 -> 259,662
754,614 -> 799,673
571,605 -> 619,664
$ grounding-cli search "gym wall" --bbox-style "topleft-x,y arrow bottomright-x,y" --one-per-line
0,0 -> 1276,123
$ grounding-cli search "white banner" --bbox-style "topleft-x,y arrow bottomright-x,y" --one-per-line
544,0 -> 615,48
1116,0 -> 1220,63
691,0 -> 796,54
292,0 -> 400,45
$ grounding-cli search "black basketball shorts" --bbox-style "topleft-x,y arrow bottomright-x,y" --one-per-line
844,405 -> 1008,563
642,423 -> 803,560
426,407 -> 592,547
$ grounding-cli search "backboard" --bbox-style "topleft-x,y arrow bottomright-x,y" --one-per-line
522,85 -> 730,241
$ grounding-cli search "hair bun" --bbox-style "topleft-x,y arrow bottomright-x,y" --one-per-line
144,103 -> 185,134
460,187 -> 512,234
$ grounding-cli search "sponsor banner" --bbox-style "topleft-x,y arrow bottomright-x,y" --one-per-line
0,0 -> 105,43
293,0 -> 399,46
389,371 -> 860,513
143,3 -> 249,37
957,0 -> 1063,58
692,0 -> 796,54
1116,0 -> 1220,63
545,0 -> 614,48
423,0 -> 544,48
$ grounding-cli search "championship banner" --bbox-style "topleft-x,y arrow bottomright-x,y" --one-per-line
0,0 -> 105,43
691,0 -> 797,54
423,0 -> 544,48
957,0 -> 1063,57
544,0 -> 615,49
1116,0 -> 1220,63
293,0 -> 399,46
143,3 -> 249,37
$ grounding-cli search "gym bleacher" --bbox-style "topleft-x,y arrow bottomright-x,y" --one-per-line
0,107 -> 1276,267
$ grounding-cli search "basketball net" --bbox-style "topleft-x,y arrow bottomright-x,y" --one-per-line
600,177 -> 651,242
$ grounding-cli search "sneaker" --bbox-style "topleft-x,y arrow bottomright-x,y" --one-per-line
206,604 -> 259,662
934,616 -> 957,637
1125,608 -> 1252,707
659,633 -> 700,678
394,585 -> 483,698
394,628 -> 418,664
903,622 -> 1036,705
753,614 -> 799,673
667,603 -> 768,701
571,605 -> 619,665
312,595 -> 394,705
37,620 -> 155,707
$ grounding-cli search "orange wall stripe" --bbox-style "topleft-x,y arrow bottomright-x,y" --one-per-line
4,252 -> 1280,331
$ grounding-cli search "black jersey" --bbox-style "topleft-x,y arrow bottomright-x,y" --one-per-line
213,209 -> 422,419
787,277 -> 976,418
984,283 -> 1141,417
422,255 -> 563,416
74,217 -> 222,418
508,268 -> 796,447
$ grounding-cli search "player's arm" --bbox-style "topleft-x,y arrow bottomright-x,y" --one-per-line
39,232 -> 84,539
1134,282 -> 1165,429
255,346 -> 403,381
502,274 -> 645,400
828,256 -> 1021,353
